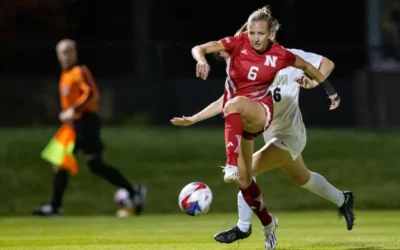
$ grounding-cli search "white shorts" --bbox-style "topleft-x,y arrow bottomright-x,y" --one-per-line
263,132 -> 306,160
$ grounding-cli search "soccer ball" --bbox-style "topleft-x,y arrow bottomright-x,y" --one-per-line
114,188 -> 133,217
178,182 -> 213,216
114,188 -> 132,207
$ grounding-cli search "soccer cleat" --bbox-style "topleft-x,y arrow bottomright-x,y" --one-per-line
131,185 -> 147,216
338,191 -> 355,230
263,215 -> 278,250
221,165 -> 239,183
214,225 -> 252,244
32,204 -> 61,217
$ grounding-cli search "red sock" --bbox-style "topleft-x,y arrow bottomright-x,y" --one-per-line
240,180 -> 272,226
224,113 -> 243,166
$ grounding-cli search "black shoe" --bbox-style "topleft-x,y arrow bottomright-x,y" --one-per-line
32,204 -> 61,217
214,225 -> 252,244
131,185 -> 147,216
338,191 -> 355,230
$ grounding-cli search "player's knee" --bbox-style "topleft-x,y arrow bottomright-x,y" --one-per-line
251,167 -> 259,177
238,175 -> 252,189
224,96 -> 247,116
289,171 -> 310,186
87,157 -> 105,175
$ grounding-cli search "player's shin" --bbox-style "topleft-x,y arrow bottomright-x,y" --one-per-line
224,113 -> 243,166
87,158 -> 136,197
237,191 -> 253,232
51,168 -> 69,210
239,179 -> 272,226
301,171 -> 345,206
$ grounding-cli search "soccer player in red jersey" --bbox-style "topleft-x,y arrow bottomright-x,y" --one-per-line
190,6 -> 340,249
173,14 -> 353,247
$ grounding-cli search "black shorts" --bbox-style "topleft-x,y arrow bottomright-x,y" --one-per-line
72,112 -> 104,155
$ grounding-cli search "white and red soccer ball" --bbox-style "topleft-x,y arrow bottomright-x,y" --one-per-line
113,188 -> 133,217
178,182 -> 213,216
114,188 -> 132,207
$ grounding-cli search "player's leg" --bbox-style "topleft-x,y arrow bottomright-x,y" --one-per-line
223,96 -> 278,249
85,154 -> 146,214
281,154 -> 342,203
81,113 -> 146,215
253,135 -> 354,230
215,143 -> 287,245
239,138 -> 277,249
236,152 -> 253,234
252,134 -> 348,207
50,166 -> 69,212
238,143 -> 289,230
252,143 -> 292,175
32,126 -> 83,217
222,96 -> 268,183
214,148 -> 252,243
249,140 -> 355,230
238,138 -> 274,225
281,154 -> 355,230
237,141 -> 291,226
247,135 -> 354,231
32,165 -> 69,216
215,144 -> 289,243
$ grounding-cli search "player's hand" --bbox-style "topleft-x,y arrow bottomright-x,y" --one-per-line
296,75 -> 318,89
170,116 -> 196,126
59,107 -> 75,123
196,60 -> 210,80
328,94 -> 340,110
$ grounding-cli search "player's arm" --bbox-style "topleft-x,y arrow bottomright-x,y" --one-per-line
191,95 -> 223,122
72,82 -> 91,112
192,41 -> 226,63
171,95 -> 223,126
291,54 -> 340,110
192,36 -> 236,80
293,55 -> 327,83
319,57 -> 335,78
71,69 -> 95,112
293,55 -> 338,95
299,57 -> 335,89
192,41 -> 225,80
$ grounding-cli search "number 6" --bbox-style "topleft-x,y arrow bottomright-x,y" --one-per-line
247,66 -> 258,81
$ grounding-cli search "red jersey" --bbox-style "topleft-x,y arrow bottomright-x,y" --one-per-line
219,33 -> 296,107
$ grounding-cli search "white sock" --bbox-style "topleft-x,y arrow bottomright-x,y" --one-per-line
236,177 -> 256,232
301,171 -> 345,207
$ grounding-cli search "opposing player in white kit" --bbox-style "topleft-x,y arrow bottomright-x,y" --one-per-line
171,16 -> 354,246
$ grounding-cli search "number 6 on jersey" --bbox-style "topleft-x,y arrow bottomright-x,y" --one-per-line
247,66 -> 259,81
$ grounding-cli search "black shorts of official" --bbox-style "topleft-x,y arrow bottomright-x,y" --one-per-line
72,112 -> 104,155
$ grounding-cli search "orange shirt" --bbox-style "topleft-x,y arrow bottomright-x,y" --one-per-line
59,65 -> 100,119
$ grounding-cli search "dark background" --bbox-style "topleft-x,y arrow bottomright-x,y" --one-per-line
0,0 -> 397,129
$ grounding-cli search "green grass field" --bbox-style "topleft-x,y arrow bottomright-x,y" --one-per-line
1,211 -> 399,250
1,128 -> 400,249
1,128 -> 400,215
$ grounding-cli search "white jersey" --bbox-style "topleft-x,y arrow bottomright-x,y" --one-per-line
266,49 -> 323,136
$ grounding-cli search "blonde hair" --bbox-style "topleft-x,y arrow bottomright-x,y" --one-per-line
235,22 -> 248,36
248,6 -> 272,23
269,18 -> 281,42
235,6 -> 281,42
